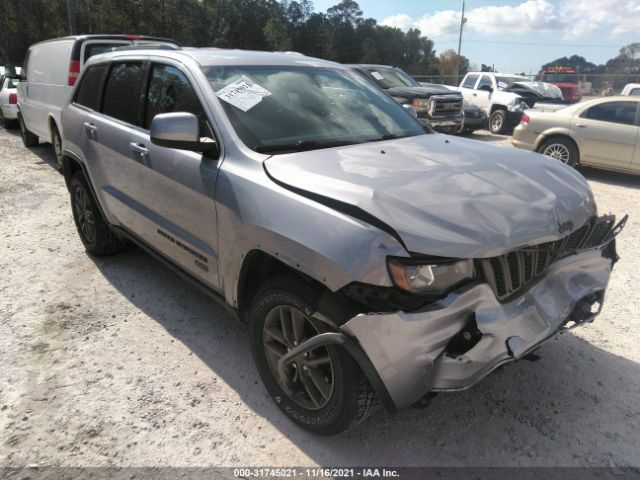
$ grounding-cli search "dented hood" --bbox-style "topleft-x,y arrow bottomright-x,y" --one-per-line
263,134 -> 596,258
510,81 -> 563,99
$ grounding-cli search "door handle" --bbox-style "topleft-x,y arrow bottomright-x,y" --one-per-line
129,142 -> 149,162
472,93 -> 477,96
83,122 -> 97,140
576,123 -> 587,128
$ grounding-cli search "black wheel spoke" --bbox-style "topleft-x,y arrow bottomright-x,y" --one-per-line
307,367 -> 332,400
306,354 -> 331,367
264,340 -> 286,358
299,370 -> 323,408
265,325 -> 287,346
291,309 -> 305,345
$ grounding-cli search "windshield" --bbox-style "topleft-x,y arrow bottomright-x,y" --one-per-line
363,67 -> 419,89
543,73 -> 578,84
204,65 -> 426,154
495,75 -> 528,89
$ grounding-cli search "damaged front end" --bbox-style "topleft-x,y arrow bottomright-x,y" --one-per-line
277,214 -> 627,411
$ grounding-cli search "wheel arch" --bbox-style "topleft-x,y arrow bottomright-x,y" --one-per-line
490,104 -> 508,115
47,114 -> 59,143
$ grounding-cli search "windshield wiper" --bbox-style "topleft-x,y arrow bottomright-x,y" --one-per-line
255,139 -> 357,154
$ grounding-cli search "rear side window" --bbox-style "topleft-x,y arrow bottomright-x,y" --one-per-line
73,64 -> 108,110
144,64 -> 207,135
102,62 -> 145,125
462,74 -> 479,88
630,88 -> 640,96
83,43 -> 124,63
582,101 -> 638,126
477,75 -> 493,90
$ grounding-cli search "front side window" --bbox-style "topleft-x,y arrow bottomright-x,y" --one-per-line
462,74 -> 479,88
144,64 -> 207,135
582,101 -> 638,126
204,65 -> 426,153
629,88 -> 640,96
73,64 -> 108,110
102,62 -> 145,125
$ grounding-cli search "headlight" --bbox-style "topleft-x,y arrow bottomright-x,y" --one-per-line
387,258 -> 475,294
411,98 -> 430,109
508,101 -> 529,113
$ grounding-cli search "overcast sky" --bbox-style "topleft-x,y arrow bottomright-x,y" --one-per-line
313,0 -> 640,73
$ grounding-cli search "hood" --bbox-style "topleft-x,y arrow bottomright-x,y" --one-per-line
510,81 -> 563,99
264,134 -> 596,258
386,85 -> 461,98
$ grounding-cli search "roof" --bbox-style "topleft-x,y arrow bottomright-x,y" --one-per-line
98,47 -> 345,68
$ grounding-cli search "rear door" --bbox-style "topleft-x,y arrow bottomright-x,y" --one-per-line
573,100 -> 639,170
85,60 -> 149,226
126,62 -> 220,287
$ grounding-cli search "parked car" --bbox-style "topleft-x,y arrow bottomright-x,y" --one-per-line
541,66 -> 582,103
513,96 -> 640,174
61,47 -> 625,435
16,34 -> 178,170
0,74 -> 20,128
621,83 -> 640,96
348,64 -> 464,133
458,72 -> 563,134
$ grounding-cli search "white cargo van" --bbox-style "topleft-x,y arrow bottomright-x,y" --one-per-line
17,35 -> 178,169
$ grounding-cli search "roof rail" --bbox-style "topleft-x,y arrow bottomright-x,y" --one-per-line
110,44 -> 181,53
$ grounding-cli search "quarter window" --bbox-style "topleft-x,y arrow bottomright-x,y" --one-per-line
144,64 -> 208,135
582,101 -> 638,126
73,64 -> 108,110
462,74 -> 479,88
630,88 -> 640,96
102,62 -> 145,125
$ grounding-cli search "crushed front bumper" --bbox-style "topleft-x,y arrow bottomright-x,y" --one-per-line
340,248 -> 614,410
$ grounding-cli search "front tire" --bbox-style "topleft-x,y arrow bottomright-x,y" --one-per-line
489,109 -> 507,134
18,113 -> 39,147
249,276 -> 378,435
70,171 -> 124,256
538,137 -> 578,167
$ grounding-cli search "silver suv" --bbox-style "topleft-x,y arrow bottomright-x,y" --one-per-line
61,47 -> 625,435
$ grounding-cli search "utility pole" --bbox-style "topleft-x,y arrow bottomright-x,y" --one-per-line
455,0 -> 466,85
66,0 -> 74,35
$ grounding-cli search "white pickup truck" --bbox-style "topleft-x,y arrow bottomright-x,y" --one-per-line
458,72 -> 563,134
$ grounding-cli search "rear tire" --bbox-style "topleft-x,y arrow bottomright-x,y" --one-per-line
0,109 -> 17,129
489,109 -> 507,134
538,137 -> 578,167
18,113 -> 39,147
69,171 -> 124,256
51,125 -> 63,172
249,276 -> 378,435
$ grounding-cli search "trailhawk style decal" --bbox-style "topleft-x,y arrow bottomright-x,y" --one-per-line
157,229 -> 209,272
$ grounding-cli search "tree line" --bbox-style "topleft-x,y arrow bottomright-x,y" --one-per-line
1,0 -> 470,78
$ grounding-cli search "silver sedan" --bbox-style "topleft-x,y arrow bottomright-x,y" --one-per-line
512,96 -> 640,174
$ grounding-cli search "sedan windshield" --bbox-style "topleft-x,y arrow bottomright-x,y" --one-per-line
204,65 -> 426,154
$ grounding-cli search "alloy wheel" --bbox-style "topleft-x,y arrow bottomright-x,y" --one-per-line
74,186 -> 96,244
491,115 -> 503,132
262,305 -> 335,410
542,143 -> 570,163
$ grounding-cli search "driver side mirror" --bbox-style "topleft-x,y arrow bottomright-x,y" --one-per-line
150,112 -> 219,156
479,84 -> 493,93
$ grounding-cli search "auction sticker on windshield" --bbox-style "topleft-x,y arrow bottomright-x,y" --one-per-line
215,75 -> 271,112
370,71 -> 384,80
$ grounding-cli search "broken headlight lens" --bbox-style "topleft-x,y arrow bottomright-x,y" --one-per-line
387,258 -> 475,294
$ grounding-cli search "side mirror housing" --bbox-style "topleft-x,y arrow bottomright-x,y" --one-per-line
150,112 -> 219,155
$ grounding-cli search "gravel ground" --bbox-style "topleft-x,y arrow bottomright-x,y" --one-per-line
0,127 -> 639,469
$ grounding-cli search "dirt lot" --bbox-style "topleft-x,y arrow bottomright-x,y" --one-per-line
1,127 -> 639,469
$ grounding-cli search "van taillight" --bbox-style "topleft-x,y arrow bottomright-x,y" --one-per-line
9,93 -> 17,104
521,113 -> 530,126
68,60 -> 80,86
126,35 -> 142,40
